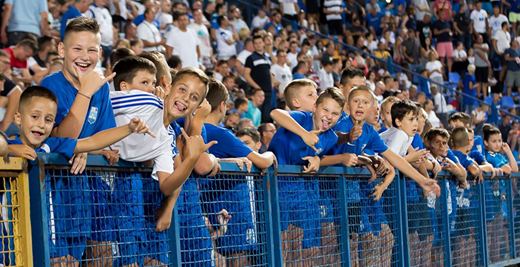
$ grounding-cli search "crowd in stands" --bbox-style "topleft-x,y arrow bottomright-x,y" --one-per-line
0,0 -> 520,266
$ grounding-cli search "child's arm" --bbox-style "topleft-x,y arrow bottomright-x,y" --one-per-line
442,158 -> 468,183
321,153 -> 358,167
371,164 -> 396,201
246,151 -> 277,170
270,109 -> 320,151
381,149 -> 441,196
503,143 -> 519,173
404,146 -> 429,164
75,118 -> 154,153
469,81 -> 478,89
7,144 -> 37,160
302,155 -> 320,173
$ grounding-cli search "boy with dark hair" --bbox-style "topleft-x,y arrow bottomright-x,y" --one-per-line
339,66 -> 366,104
380,100 -> 420,156
7,86 -> 153,266
112,56 -> 157,92
203,79 -> 276,266
236,127 -> 262,152
449,111 -> 485,153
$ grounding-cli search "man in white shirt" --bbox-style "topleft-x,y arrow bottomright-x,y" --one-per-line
85,0 -> 113,66
165,12 -> 200,68
252,9 -> 269,29
281,0 -> 299,22
237,37 -> 253,83
157,0 -> 173,31
489,5 -> 508,36
318,60 -> 334,91
493,21 -> 511,80
137,7 -> 165,52
271,50 -> 293,98
286,40 -> 299,67
470,1 -> 489,42
188,8 -> 213,68
216,15 -> 238,60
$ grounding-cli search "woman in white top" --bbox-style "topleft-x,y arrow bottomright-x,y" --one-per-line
425,51 -> 444,86
366,70 -> 377,91
452,42 -> 469,74
425,99 -> 442,128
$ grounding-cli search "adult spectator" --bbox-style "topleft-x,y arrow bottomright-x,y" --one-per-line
244,35 -> 272,123
471,1 -> 489,42
216,15 -> 238,61
489,5 -> 508,37
165,12 -> 199,68
203,1 -> 216,23
347,17 -> 367,45
287,40 -> 299,67
237,37 -> 253,87
4,38 -> 37,86
258,122 -> 276,153
264,10 -> 283,35
433,10 -> 454,73
433,0 -> 452,21
28,35 -> 56,75
503,0 -> 520,33
210,3 -> 228,39
402,28 -> 422,75
366,7 -> 385,37
0,0 -> 49,46
124,21 -> 138,40
60,0 -> 92,41
504,40 -> 520,96
453,3 -> 472,52
271,50 -> 293,98
85,0 -> 114,67
109,0 -> 138,21
0,50 -> 21,135
417,13 -> 432,47
344,0 -> 365,24
189,9 -> 213,69
229,7 -> 249,34
414,0 -> 431,24
280,0 -> 298,23
292,61 -> 308,79
366,0 -> 381,13
474,34 -> 491,98
318,60 -> 334,91
252,10 -> 269,29
133,0 -> 160,27
157,0 -> 172,30
492,21 -> 511,82
137,7 -> 165,52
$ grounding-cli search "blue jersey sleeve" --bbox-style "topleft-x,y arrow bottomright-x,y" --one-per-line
43,137 -> 78,159
453,151 -> 475,169
206,125 -> 252,158
367,126 -> 389,154
469,150 -> 487,165
411,133 -> 424,150
93,84 -> 116,132
447,150 -> 460,164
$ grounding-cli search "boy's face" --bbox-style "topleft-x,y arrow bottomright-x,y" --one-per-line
131,42 -> 143,55
59,31 -> 101,85
428,135 -> 449,158
291,85 -> 318,112
164,75 -> 206,121
15,97 -> 57,149
396,111 -> 418,137
225,113 -> 239,127
314,98 -> 342,131
348,90 -> 374,122
251,90 -> 265,106
381,102 -> 394,128
485,133 -> 503,153
366,105 -> 380,126
468,131 -> 475,150
121,70 -> 156,93
238,102 -> 248,113
239,135 -> 260,152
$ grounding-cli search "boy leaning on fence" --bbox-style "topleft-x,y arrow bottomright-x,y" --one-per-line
5,85 -> 153,266
202,79 -> 276,267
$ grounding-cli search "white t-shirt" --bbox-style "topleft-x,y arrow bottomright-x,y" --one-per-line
271,63 -> 293,94
110,0 -> 128,19
433,93 -> 448,113
216,28 -> 237,60
414,0 -> 429,21
454,49 -> 467,59
472,109 -> 487,124
252,15 -> 269,29
428,110 -> 441,127
470,9 -> 488,34
426,60 -> 443,79
489,14 -> 508,36
110,90 -> 174,180
85,5 -> 113,46
166,28 -> 200,68
137,20 -> 163,52
318,68 -> 334,90
287,52 -> 298,67
188,22 -> 212,58
282,0 -> 298,15
380,127 -> 413,157
158,12 -> 173,30
493,30 -> 511,54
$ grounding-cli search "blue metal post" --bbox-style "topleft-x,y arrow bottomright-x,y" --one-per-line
396,173 -> 410,267
440,178 -> 453,267
479,180 -> 489,266
269,168 -> 283,267
263,167 -> 276,267
28,159 -> 50,267
169,203 -> 182,266
339,168 -> 352,267
507,178 -> 516,259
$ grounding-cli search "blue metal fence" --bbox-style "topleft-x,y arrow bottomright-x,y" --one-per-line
21,154 -> 520,266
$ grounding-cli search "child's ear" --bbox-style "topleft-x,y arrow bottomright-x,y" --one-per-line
119,81 -> 127,91
255,141 -> 262,151
58,42 -> 65,59
13,112 -> 21,127
219,101 -> 226,113
484,140 -> 488,147
395,118 -> 402,127
292,98 -> 300,109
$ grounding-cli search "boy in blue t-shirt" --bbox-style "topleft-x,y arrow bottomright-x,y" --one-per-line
462,64 -> 478,113
7,86 -> 153,265
203,80 -> 276,266
449,112 -> 485,153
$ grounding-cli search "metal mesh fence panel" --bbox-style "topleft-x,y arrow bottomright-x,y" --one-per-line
484,177 -> 511,264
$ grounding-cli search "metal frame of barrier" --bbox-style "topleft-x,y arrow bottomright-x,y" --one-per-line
12,154 -> 520,266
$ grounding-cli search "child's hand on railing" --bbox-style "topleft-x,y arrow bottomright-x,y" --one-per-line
69,152 -> 87,175
8,144 -> 36,161
302,155 -> 320,173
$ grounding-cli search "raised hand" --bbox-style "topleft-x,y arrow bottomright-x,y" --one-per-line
194,99 -> 212,120
128,118 -> 156,137
75,65 -> 116,98
337,119 -> 363,145
181,128 -> 217,160
302,130 -> 320,153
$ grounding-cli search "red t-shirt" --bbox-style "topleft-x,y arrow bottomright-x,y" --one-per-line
433,0 -> 453,21
4,47 -> 27,77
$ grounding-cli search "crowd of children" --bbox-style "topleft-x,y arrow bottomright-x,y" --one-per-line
1,15 -> 519,267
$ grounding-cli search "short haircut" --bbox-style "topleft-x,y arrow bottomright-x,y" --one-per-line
130,38 -> 142,47
284,79 -> 317,110
424,128 -> 450,142
64,17 -> 100,43
234,97 -> 248,108
236,118 -> 253,132
258,123 -> 273,138
449,126 -> 469,148
292,61 -> 307,73
37,35 -> 54,51
113,56 -> 157,91
316,87 -> 345,109
217,15 -> 227,26
483,124 -> 502,141
416,91 -> 426,98
391,100 -> 418,128
110,48 -> 135,69
222,75 -> 235,83
249,88 -> 264,97
236,127 -> 261,143
140,51 -> 170,86
252,35 -> 263,42
167,55 -> 182,69
172,67 -> 210,101
17,39 -> 38,52
340,66 -> 365,87
448,112 -> 471,126
19,86 -> 58,112
348,85 -> 376,103
206,78 -> 229,112
381,96 -> 399,113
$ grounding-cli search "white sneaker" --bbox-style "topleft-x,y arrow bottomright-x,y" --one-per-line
488,77 -> 497,85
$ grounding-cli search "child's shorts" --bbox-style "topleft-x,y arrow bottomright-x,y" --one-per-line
89,174 -> 117,242
359,182 -> 388,236
318,178 -> 336,224
416,195 -> 433,241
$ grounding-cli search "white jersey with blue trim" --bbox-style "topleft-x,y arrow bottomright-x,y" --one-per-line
110,90 -> 174,180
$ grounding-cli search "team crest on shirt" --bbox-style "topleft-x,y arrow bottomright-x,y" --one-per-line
245,228 -> 257,244
88,107 -> 98,124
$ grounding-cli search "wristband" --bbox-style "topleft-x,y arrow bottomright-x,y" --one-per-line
78,92 -> 91,100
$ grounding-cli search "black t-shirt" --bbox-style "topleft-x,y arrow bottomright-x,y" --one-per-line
454,12 -> 471,33
417,20 -> 431,46
1,74 -> 18,97
433,20 -> 451,42
347,25 -> 366,43
29,54 -> 46,76
245,52 -> 272,92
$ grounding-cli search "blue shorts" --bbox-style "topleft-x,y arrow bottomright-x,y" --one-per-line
178,179 -> 213,267
318,178 -> 336,224
484,180 -> 501,221
359,182 -> 387,236
88,175 -> 116,242
141,177 -> 169,265
113,173 -> 146,266
278,176 -> 321,248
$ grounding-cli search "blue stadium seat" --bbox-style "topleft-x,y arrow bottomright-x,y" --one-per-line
502,96 -> 518,109
448,72 -> 460,85
484,97 -> 493,106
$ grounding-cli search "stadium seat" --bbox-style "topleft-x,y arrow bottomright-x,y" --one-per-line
502,96 -> 518,109
484,97 -> 493,106
448,72 -> 460,85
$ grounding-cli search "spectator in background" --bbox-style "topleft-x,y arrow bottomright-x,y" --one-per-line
366,6 -> 385,37
216,15 -> 238,61
489,5 -> 508,37
264,10 -> 283,35
432,84 -> 448,127
109,0 -> 137,22
463,64 -> 478,113
474,34 -> 491,98
252,9 -> 269,29
165,12 -> 200,68
471,1 -> 489,43
454,3 -> 472,52
346,17 -> 367,45
271,50 -> 293,99
0,50 -> 21,135
402,27 -> 422,76
229,7 -> 249,34
433,0 -> 452,21
244,88 -> 265,126
157,0 -> 173,30
318,60 -> 334,91
124,21 -> 138,40
137,7 -> 165,52
60,0 -> 92,41
503,0 -> 520,33
258,122 -> 276,153
433,10 -> 454,73
426,51 -> 444,86
492,21 -> 511,83
85,0 -> 114,67
280,0 -> 299,25
292,61 -> 308,79
323,0 -> 346,42
4,38 -> 38,86
244,35 -> 273,123
28,35 -> 56,76
1,0 -> 49,46
504,40 -> 520,96
414,0 -> 431,25
366,0 -> 381,13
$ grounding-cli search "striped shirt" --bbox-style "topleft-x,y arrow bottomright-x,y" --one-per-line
324,0 -> 343,21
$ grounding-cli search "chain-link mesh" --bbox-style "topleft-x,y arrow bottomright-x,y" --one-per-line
484,177 -> 511,263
